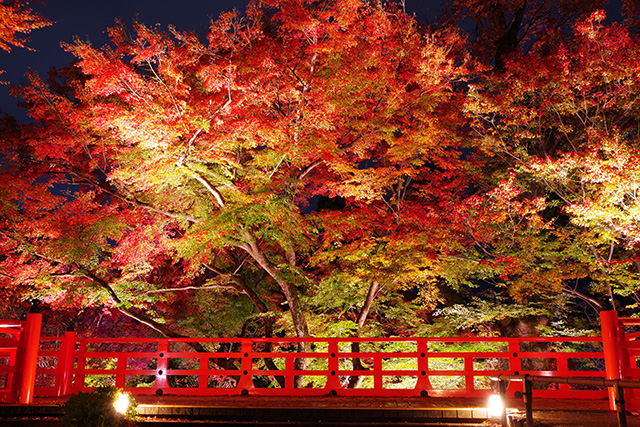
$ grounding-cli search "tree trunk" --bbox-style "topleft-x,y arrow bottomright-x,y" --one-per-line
240,236 -> 310,339
227,272 -> 285,388
204,258 -> 291,388
493,4 -> 526,70
347,281 -> 380,389
240,236 -> 310,387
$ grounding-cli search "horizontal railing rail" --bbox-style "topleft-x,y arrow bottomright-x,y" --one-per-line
5,309 -> 638,414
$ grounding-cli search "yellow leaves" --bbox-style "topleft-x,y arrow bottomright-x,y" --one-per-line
5,0 -> 479,330
419,36 -> 460,86
486,174 -> 522,206
326,166 -> 401,202
527,128 -> 640,247
567,194 -> 640,246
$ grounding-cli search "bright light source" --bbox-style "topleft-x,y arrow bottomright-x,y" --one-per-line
488,394 -> 504,417
113,392 -> 130,414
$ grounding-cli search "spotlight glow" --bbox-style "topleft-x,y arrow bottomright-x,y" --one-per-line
114,392 -> 130,414
488,394 -> 504,417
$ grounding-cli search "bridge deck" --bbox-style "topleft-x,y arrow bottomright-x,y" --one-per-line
2,395 -> 637,426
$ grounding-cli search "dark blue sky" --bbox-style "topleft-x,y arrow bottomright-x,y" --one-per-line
0,1 -> 443,121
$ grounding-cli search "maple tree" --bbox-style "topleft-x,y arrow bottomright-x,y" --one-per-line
439,0 -> 607,68
0,0 -> 474,355
622,0 -> 640,32
466,10 -> 640,312
0,0 -> 50,313
3,0 -> 638,362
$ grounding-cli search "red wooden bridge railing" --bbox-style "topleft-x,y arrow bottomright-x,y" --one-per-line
35,335 -> 606,399
1,309 -> 637,410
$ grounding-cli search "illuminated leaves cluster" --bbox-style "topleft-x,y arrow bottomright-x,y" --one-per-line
467,10 -> 640,307
0,0 -> 473,338
0,0 -> 50,53
5,0 -> 640,339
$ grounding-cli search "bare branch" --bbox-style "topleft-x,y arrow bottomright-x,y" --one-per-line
562,286 -> 602,311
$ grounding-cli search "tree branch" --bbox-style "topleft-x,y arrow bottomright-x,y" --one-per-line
562,286 -> 602,311
0,271 -> 15,279
137,283 -> 240,296
180,166 -> 226,208
356,281 -> 380,330
68,172 -> 200,223
297,159 -> 322,180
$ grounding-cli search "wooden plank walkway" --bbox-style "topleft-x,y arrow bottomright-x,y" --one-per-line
1,395 -> 639,426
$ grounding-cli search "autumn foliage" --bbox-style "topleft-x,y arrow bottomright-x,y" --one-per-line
0,0 -> 50,53
1,0 -> 638,343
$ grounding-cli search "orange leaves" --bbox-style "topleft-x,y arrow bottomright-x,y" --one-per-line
66,41 -> 133,98
65,22 -> 194,152
471,10 -> 640,163
112,219 -> 165,267
0,0 -> 50,53
575,9 -> 606,39
2,0 -> 480,332
443,0 -> 607,67
206,10 -> 244,51
264,0 -> 336,42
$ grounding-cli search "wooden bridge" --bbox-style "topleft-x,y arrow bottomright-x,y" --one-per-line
1,310 -> 639,414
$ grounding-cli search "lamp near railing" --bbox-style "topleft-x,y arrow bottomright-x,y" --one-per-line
113,392 -> 131,414
488,393 -> 504,418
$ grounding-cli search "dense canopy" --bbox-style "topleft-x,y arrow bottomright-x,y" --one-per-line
1,0 -> 639,343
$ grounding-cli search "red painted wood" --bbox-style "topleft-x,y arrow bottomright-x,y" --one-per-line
616,316 -> 640,411
0,314 -> 617,402
16,313 -> 42,404
0,320 -> 22,403
22,335 -> 607,399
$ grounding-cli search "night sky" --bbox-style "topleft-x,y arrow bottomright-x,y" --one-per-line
0,1 -> 443,121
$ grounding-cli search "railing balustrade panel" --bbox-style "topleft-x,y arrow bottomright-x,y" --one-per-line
28,336 -> 605,399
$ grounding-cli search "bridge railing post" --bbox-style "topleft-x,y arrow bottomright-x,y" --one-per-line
415,340 -> 431,396
601,309 -> 622,411
614,383 -> 628,427
325,340 -> 340,394
523,375 -> 533,427
155,340 -> 169,395
238,341 -> 254,394
498,379 -> 507,427
507,339 -> 522,397
56,330 -> 76,396
13,312 -> 42,404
